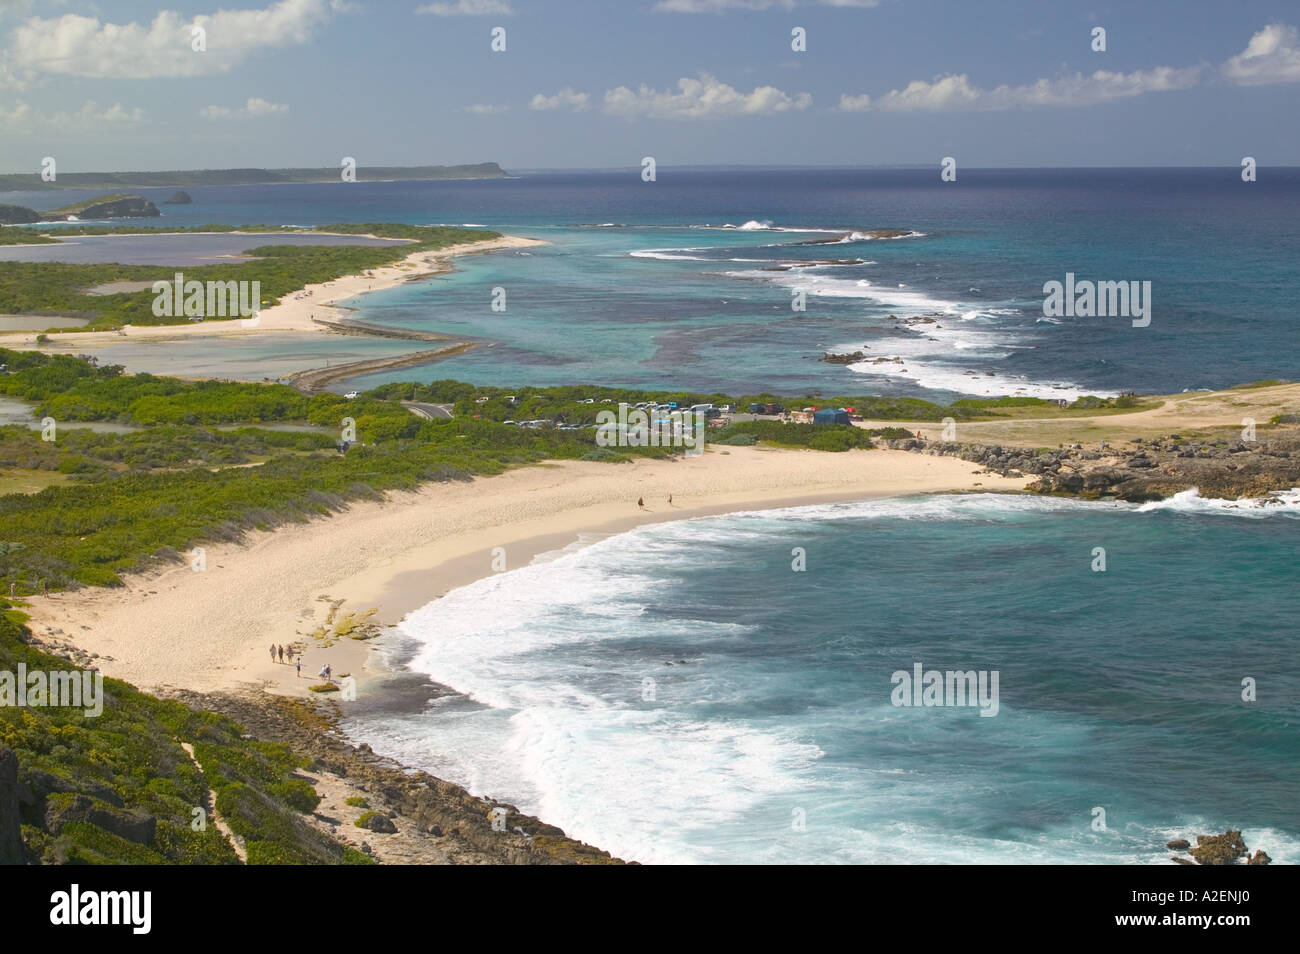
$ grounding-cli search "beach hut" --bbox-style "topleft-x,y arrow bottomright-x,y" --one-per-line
813,408 -> 851,425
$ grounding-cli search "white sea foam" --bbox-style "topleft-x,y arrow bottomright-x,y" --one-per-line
732,268 -> 1110,400
383,543 -> 824,863
1135,486 -> 1300,517
628,247 -> 770,263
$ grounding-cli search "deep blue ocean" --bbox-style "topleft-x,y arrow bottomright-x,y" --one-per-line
8,169 -> 1296,863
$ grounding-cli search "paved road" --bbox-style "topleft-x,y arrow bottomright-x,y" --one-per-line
402,401 -> 454,420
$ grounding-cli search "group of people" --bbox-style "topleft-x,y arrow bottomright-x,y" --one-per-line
636,494 -> 673,511
270,643 -> 303,677
268,642 -> 332,682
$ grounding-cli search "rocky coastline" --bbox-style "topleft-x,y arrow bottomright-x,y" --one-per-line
886,431 -> 1300,501
171,690 -> 627,865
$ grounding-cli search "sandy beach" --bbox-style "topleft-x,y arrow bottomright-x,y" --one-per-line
25,446 -> 1028,699
0,232 -> 543,346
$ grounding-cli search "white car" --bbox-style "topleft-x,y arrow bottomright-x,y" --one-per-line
344,391 -> 358,400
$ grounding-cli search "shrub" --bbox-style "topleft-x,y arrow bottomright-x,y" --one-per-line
268,777 -> 321,814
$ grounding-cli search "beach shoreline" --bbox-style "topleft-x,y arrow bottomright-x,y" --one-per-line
23,446 -> 1029,700
0,232 -> 543,346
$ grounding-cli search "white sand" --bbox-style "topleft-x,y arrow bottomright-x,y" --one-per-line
26,447 -> 1028,697
0,233 -> 543,346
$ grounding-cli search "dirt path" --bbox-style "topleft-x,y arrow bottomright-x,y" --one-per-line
179,741 -> 247,863
859,383 -> 1300,447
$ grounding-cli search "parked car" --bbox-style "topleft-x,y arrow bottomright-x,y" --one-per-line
344,391 -> 358,400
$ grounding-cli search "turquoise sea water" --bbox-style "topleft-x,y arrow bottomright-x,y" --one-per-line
7,167 -> 1299,400
345,491 -> 1300,865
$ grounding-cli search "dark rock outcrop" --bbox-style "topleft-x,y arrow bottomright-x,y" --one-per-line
1189,829 -> 1248,865
175,690 -> 625,864
822,350 -> 866,365
886,431 -> 1300,502
356,812 -> 397,833
44,794 -> 157,846
0,747 -> 25,863
1164,829 -> 1269,865
0,203 -> 40,225
164,191 -> 192,204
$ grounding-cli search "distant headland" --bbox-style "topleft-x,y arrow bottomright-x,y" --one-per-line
0,193 -> 161,223
0,163 -> 508,191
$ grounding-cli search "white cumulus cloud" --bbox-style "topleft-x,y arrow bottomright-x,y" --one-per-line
1222,23 -> 1300,85
200,97 -> 288,119
653,0 -> 877,11
417,0 -> 513,13
529,87 -> 591,111
839,65 -> 1202,111
462,103 -> 509,114
603,73 -> 811,118
9,0 -> 344,79
0,99 -> 144,128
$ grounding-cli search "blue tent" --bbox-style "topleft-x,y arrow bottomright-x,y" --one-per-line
813,408 -> 850,425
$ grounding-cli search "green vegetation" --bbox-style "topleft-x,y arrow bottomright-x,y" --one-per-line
5,349 -> 1126,594
954,394 -> 1146,412
0,224 -> 494,328
345,796 -> 369,809
41,194 -> 138,217
1067,394 -> 1143,410
0,227 -> 58,245
711,420 -> 874,452
0,205 -> 42,226
0,604 -> 368,864
0,163 -> 507,191
0,352 -> 680,590
867,426 -> 916,440
372,380 -> 1001,424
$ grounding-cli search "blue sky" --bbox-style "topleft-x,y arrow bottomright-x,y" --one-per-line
1,0 -> 1298,171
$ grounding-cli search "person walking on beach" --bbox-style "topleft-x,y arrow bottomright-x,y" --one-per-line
277,645 -> 284,663
667,494 -> 673,505
637,496 -> 645,510
295,658 -> 301,678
